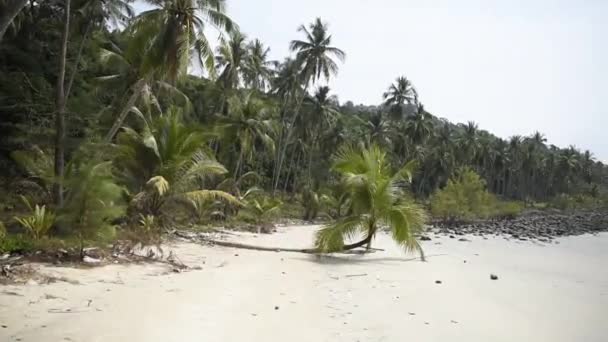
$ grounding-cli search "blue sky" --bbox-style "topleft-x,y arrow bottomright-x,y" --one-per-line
135,0 -> 608,162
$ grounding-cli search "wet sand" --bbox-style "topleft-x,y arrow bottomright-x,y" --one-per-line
1,225 -> 607,341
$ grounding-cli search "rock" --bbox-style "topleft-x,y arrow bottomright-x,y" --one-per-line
490,274 -> 498,280
449,235 -> 455,239
274,306 -> 279,310
458,238 -> 470,242
419,236 -> 432,241
83,256 -> 101,264
435,280 -> 442,284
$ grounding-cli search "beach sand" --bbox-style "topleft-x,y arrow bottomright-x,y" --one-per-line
1,225 -> 607,341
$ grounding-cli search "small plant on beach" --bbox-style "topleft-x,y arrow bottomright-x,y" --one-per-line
13,196 -> 55,240
243,196 -> 282,225
315,145 -> 427,258
58,160 -> 124,246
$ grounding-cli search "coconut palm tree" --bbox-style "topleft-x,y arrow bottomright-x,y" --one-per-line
300,86 -> 340,185
273,21 -> 345,193
315,145 -> 427,258
243,39 -> 275,91
114,107 -> 239,220
216,92 -> 276,178
216,30 -> 248,91
383,76 -> 418,121
289,17 -> 346,86
99,35 -> 190,142
404,103 -> 434,145
130,0 -> 235,81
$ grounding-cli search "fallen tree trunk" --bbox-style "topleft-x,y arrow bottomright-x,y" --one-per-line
173,231 -> 381,254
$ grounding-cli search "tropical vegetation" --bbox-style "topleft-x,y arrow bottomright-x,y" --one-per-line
0,0 -> 606,255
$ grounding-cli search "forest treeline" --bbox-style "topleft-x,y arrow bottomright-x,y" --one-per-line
0,0 -> 606,251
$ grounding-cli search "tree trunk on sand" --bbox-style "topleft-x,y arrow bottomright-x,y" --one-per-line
104,78 -> 146,142
53,0 -> 71,207
0,0 -> 28,44
174,231 -> 377,254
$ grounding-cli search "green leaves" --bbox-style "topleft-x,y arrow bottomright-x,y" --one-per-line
13,196 -> 55,240
315,144 -> 427,256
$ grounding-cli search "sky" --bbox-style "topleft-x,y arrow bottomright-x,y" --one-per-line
136,0 -> 608,162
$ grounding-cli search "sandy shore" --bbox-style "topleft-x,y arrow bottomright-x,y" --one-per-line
1,225 -> 607,342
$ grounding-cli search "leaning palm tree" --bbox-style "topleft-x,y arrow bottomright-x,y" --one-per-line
314,145 -> 427,258
99,35 -> 190,142
289,17 -> 346,86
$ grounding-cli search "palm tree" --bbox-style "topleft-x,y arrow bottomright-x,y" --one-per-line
129,0 -> 235,81
114,107 -> 239,220
289,17 -> 346,86
364,111 -> 392,147
404,103 -> 434,145
243,39 -> 275,91
315,145 -> 427,258
99,35 -> 190,142
383,76 -> 418,121
216,92 -> 276,178
0,0 -> 28,43
457,121 -> 480,165
216,30 -> 248,91
273,20 -> 345,192
301,86 -> 340,185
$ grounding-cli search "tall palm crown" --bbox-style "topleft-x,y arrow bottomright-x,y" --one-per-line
76,0 -> 134,28
302,86 -> 339,131
383,76 -> 418,120
243,39 -> 275,91
405,104 -> 435,145
289,17 -> 346,85
216,30 -> 248,90
130,0 -> 235,82
315,145 -> 427,257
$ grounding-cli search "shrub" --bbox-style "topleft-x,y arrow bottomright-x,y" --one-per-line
0,221 -> 5,240
550,193 -> 603,211
491,201 -> 524,220
13,196 -> 55,239
430,168 -> 494,222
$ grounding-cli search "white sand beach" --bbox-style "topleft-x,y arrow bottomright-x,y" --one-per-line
1,225 -> 607,342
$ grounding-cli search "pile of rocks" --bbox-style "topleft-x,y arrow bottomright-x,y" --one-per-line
430,209 -> 608,241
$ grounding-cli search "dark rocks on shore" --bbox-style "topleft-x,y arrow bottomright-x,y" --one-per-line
430,209 -> 608,241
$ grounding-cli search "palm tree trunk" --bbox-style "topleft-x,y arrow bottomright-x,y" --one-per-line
0,0 -> 28,44
104,78 -> 146,142
273,83 -> 310,192
53,0 -> 71,207
64,22 -> 91,101
233,150 -> 243,179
